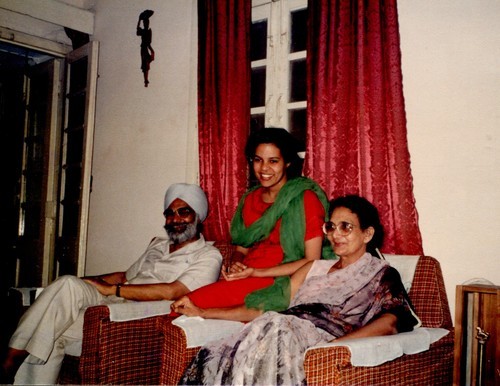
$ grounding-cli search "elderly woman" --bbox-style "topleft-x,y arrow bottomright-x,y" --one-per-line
179,195 -> 419,385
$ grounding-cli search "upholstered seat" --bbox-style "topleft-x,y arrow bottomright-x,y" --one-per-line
59,244 -> 453,385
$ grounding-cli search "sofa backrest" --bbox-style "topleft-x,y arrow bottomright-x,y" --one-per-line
213,241 -> 235,279
213,241 -> 235,266
407,256 -> 452,329
212,242 -> 452,329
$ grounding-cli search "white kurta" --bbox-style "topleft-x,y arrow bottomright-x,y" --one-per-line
11,235 -> 222,385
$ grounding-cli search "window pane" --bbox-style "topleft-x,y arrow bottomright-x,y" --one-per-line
69,57 -> 88,93
251,114 -> 265,132
67,93 -> 86,129
290,58 -> 306,102
251,67 -> 266,108
290,8 -> 307,53
289,108 -> 306,152
251,20 -> 267,61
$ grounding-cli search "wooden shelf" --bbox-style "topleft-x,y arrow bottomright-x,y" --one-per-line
453,284 -> 499,386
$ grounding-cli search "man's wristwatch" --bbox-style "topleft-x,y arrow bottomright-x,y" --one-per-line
115,283 -> 123,297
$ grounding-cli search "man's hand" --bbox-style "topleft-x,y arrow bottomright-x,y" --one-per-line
221,262 -> 254,281
171,296 -> 204,317
83,277 -> 116,296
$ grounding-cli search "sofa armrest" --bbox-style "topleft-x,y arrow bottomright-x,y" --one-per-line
156,318 -> 200,385
304,329 -> 454,385
305,328 -> 450,367
79,305 -> 109,384
80,305 -> 183,385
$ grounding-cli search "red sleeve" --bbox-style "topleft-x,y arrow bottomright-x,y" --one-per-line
303,190 -> 326,241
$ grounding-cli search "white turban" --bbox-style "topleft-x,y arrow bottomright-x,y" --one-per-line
163,183 -> 208,222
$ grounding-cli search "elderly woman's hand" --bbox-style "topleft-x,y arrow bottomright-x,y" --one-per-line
171,296 -> 205,317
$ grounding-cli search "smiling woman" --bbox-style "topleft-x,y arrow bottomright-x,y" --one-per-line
249,143 -> 288,200
171,128 -> 334,322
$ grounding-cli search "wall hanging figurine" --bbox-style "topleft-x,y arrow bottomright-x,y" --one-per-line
137,10 -> 155,87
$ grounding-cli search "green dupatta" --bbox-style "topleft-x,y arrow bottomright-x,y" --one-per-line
230,177 -> 335,312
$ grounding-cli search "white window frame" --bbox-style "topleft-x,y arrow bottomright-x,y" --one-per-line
251,0 -> 307,131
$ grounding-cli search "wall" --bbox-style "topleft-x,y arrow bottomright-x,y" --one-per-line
399,0 -> 500,317
87,0 -> 500,318
85,0 -> 199,274
3,0 -> 496,320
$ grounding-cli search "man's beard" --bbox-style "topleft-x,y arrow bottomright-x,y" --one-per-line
164,218 -> 199,244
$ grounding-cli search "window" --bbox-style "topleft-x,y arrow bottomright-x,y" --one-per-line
251,0 -> 308,151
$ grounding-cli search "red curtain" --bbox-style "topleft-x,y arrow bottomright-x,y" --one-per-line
197,0 -> 251,241
304,0 -> 423,255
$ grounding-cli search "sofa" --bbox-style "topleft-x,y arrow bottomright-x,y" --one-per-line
58,244 -> 454,385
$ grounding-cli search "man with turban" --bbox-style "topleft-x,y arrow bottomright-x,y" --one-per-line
1,183 -> 222,385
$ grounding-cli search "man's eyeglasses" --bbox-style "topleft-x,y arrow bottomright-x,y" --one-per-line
322,221 -> 356,236
163,207 -> 194,219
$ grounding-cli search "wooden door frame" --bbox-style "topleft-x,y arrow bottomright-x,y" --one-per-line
1,31 -> 99,284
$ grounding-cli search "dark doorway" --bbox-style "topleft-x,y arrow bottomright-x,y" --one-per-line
0,40 -> 60,360
0,39 -> 99,361
0,42 -> 59,289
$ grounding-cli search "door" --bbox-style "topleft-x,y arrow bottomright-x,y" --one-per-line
0,54 -> 64,289
0,40 -> 98,292
55,41 -> 99,278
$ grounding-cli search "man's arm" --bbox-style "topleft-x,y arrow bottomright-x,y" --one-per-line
83,271 -> 127,285
114,281 -> 190,301
83,277 -> 190,301
84,238 -> 222,301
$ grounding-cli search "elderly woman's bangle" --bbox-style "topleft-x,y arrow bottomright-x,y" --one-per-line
115,284 -> 123,297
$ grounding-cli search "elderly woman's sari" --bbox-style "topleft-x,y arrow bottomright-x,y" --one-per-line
180,253 -> 418,386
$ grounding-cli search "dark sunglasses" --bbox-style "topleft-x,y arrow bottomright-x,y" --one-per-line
163,207 -> 194,219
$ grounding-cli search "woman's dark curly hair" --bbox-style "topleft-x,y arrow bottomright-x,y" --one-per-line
328,195 -> 385,256
245,128 -> 302,179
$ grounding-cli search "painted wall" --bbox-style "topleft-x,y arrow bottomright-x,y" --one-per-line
87,0 -> 500,318
3,0 -> 496,320
86,0 -> 199,274
87,0 -> 499,318
399,0 -> 500,318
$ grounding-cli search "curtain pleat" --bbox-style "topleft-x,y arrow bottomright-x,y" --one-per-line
197,0 -> 251,241
304,0 -> 423,255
